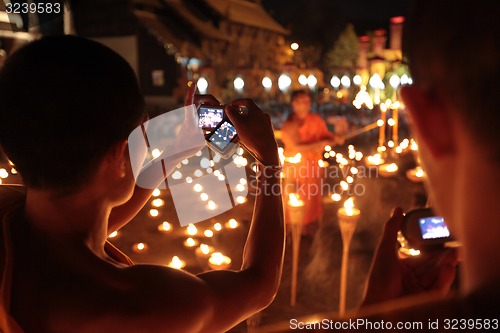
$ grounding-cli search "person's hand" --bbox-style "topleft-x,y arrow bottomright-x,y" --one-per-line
362,208 -> 459,307
225,99 -> 279,166
193,94 -> 221,109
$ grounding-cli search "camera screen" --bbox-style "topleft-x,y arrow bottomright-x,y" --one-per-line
198,107 -> 224,129
209,122 -> 237,150
419,216 -> 450,240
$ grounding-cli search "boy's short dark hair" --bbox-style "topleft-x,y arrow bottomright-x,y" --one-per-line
291,89 -> 311,102
404,0 -> 499,162
0,35 -> 145,191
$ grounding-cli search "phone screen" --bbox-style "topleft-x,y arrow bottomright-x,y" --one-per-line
209,121 -> 237,150
198,106 -> 224,129
419,216 -> 450,240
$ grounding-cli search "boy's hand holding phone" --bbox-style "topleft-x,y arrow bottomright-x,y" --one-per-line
361,208 -> 459,307
195,95 -> 279,166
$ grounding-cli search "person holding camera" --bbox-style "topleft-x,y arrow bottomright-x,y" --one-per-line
357,0 -> 499,324
0,36 -> 284,333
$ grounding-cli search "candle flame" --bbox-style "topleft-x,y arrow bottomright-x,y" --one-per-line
367,153 -> 383,166
159,221 -> 171,232
200,244 -> 210,255
187,224 -> 198,236
185,238 -> 197,247
209,252 -> 231,266
344,198 -> 355,216
386,163 -> 398,172
168,256 -> 185,269
288,193 -> 304,207
152,198 -> 164,207
416,168 -> 424,178
287,153 -> 302,164
227,218 -> 239,229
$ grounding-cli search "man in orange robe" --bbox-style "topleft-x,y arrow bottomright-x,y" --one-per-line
281,90 -> 343,234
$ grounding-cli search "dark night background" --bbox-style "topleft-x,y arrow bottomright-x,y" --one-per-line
263,0 -> 412,50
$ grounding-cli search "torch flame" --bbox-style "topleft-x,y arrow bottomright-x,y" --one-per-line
344,197 -> 355,216
288,193 -> 305,207
287,153 -> 302,164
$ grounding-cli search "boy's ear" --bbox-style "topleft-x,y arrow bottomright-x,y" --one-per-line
107,140 -> 129,178
400,85 -> 456,159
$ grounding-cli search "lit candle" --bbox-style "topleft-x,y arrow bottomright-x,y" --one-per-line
157,221 -> 172,233
207,200 -> 217,210
400,138 -> 410,150
287,193 -> 305,225
213,222 -> 222,231
186,224 -> 198,236
204,229 -> 214,238
378,163 -> 399,177
195,244 -> 214,259
132,242 -> 148,253
406,167 -> 426,183
184,237 -> 198,248
366,153 -> 385,166
235,196 -> 246,204
168,256 -> 186,269
278,147 -> 285,165
337,197 -> 361,316
337,197 -> 361,221
208,252 -> 232,270
410,139 -> 418,151
151,198 -> 164,207
225,218 -> 239,229
149,209 -> 159,217
108,231 -> 118,239
331,193 -> 342,202
286,153 -> 302,164
287,193 -> 306,306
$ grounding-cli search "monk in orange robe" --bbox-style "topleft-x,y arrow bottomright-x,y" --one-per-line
281,90 -> 344,233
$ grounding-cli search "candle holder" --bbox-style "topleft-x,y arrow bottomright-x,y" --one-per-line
287,193 -> 305,306
337,198 -> 361,316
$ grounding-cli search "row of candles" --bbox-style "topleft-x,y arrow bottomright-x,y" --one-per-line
120,215 -> 239,270
111,185 -> 240,271
0,159 -> 18,185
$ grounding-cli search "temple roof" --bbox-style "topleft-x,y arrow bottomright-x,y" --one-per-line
204,0 -> 289,34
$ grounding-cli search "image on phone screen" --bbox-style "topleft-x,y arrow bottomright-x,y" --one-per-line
198,106 -> 224,129
419,216 -> 450,240
209,122 -> 237,150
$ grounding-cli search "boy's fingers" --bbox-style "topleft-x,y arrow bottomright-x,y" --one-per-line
196,94 -> 220,106
184,81 -> 197,107
379,207 -> 404,255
